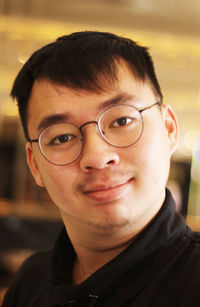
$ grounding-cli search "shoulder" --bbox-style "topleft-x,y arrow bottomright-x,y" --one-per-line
157,227 -> 200,281
2,250 -> 51,307
188,229 -> 200,243
170,228 -> 200,287
183,229 -> 200,268
184,228 -> 200,253
170,227 -> 200,268
175,230 -> 200,303
12,250 -> 51,286
18,250 -> 50,275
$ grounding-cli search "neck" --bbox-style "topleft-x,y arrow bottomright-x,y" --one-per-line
72,236 -> 135,284
64,219 -> 146,284
60,190 -> 165,284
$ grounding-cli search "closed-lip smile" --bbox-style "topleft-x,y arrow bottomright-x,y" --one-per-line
83,178 -> 133,202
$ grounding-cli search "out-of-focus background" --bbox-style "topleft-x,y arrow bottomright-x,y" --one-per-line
0,0 -> 200,303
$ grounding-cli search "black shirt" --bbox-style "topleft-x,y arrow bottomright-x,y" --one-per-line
3,189 -> 200,306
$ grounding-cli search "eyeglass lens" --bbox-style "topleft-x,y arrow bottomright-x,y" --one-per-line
38,105 -> 143,165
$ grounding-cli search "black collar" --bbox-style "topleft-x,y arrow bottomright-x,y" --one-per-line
49,189 -> 187,301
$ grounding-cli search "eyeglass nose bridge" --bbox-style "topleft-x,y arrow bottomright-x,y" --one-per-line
79,120 -> 98,132
79,120 -> 103,144
79,120 -> 105,145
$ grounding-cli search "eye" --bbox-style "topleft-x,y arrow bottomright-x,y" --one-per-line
51,134 -> 76,145
111,117 -> 133,128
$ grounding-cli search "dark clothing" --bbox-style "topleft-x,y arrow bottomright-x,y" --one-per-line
3,190 -> 200,306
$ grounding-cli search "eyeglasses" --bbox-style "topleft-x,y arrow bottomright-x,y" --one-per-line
29,101 -> 160,166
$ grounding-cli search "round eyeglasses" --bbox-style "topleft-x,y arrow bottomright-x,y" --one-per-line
28,102 -> 160,166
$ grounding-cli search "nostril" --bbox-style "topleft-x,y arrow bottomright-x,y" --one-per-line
107,159 -> 115,165
85,166 -> 93,170
80,147 -> 120,171
84,159 -> 116,171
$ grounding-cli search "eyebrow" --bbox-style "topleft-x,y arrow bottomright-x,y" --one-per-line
98,92 -> 134,110
37,114 -> 70,132
36,92 -> 136,132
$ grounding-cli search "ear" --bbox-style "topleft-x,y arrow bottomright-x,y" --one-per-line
162,104 -> 179,155
26,142 -> 45,187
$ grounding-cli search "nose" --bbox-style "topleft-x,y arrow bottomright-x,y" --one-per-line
79,124 -> 120,172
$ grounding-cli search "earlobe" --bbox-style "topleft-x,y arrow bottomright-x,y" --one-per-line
162,105 -> 179,155
26,142 -> 45,187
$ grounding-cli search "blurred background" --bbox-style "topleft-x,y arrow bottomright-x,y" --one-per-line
0,0 -> 200,303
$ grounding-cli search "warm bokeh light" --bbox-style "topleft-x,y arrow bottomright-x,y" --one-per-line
183,131 -> 200,153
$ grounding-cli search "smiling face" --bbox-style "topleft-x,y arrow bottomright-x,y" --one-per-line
26,63 -> 178,241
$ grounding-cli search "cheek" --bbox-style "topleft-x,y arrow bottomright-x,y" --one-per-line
125,124 -> 171,185
37,161 -> 78,207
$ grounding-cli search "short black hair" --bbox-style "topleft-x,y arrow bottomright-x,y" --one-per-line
11,31 -> 163,140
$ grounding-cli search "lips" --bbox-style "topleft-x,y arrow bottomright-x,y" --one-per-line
83,178 -> 133,202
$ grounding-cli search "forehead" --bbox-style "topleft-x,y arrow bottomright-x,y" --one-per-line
27,63 -> 156,135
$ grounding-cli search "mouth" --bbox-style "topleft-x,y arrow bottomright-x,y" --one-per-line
83,178 -> 133,202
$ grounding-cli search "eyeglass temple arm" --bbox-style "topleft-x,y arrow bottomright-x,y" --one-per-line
140,100 -> 161,114
27,138 -> 38,143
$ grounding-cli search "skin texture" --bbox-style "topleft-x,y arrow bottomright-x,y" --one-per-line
26,63 -> 179,283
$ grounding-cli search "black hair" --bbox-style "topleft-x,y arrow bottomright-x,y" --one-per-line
11,31 -> 163,140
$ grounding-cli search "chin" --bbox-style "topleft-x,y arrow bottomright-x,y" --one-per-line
88,218 -> 131,233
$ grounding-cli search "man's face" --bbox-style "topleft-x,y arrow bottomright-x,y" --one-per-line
26,63 -> 178,238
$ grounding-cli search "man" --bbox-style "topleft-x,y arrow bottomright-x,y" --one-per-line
3,31 -> 200,306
